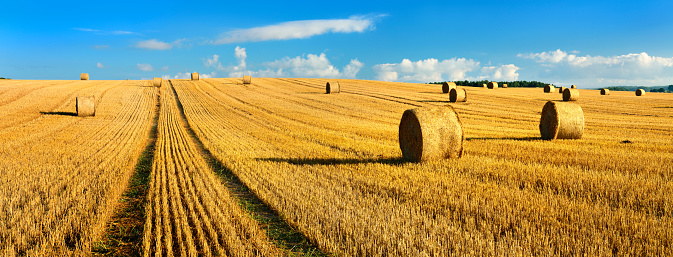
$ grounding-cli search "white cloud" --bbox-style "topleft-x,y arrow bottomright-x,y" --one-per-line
162,71 -> 216,79
161,66 -> 169,71
265,53 -> 340,78
211,15 -> 382,44
480,64 -> 520,80
96,62 -> 105,68
133,39 -> 186,50
137,63 -> 154,71
342,59 -> 364,79
73,28 -> 136,35
518,49 -> 673,86
373,58 -> 482,82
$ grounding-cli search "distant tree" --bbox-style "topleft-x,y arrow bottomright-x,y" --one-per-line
668,85 -> 673,92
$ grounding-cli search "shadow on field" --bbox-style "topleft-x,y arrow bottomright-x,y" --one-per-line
296,91 -> 327,94
654,106 -> 673,109
40,111 -> 77,116
258,157 -> 408,165
466,137 -> 542,141
417,100 -> 450,103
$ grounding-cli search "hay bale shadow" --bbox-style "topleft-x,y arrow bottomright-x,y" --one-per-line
466,137 -> 542,141
258,157 -> 408,165
40,111 -> 77,116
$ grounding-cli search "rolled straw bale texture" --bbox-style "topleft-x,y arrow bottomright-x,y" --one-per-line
502,83 -> 508,88
571,85 -> 577,89
326,81 -> 340,94
442,82 -> 456,93
558,87 -> 567,93
399,105 -> 464,162
601,88 -> 610,95
487,82 -> 498,89
191,72 -> 199,80
539,101 -> 584,140
152,77 -> 162,87
482,84 -> 487,88
636,89 -> 645,96
243,75 -> 252,84
544,85 -> 555,93
76,96 -> 96,117
563,88 -> 579,101
80,73 -> 89,80
449,88 -> 467,102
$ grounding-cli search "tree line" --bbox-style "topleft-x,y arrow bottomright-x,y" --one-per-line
429,80 -> 550,88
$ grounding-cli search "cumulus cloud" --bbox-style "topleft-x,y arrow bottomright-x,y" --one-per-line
342,59 -> 364,79
137,63 -> 154,71
211,15 -> 382,44
480,64 -> 520,80
73,28 -> 137,35
265,53 -> 341,77
134,39 -> 172,50
373,58 -> 483,82
97,62 -> 105,68
518,49 -> 673,86
162,71 -> 215,79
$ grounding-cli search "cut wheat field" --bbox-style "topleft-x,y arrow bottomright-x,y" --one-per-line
0,78 -> 671,256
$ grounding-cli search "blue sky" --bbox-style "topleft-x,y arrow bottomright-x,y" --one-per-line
2,0 -> 673,88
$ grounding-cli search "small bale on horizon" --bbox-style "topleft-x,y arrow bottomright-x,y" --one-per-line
544,85 -> 555,93
153,77 -> 162,87
600,88 -> 610,95
502,83 -> 508,88
191,73 -> 199,80
399,105 -> 464,162
636,89 -> 645,96
558,87 -> 567,93
571,85 -> 577,89
482,83 -> 487,88
442,82 -> 456,93
487,82 -> 498,89
449,88 -> 467,102
326,81 -> 340,94
76,96 -> 96,117
539,101 -> 584,140
563,88 -> 579,101
80,73 -> 89,80
243,75 -> 252,84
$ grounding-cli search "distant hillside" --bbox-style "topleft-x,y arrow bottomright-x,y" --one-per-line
429,80 -> 550,88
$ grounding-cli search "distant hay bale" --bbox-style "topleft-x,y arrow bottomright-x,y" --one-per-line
80,73 -> 89,80
482,83 -> 487,88
563,88 -> 579,101
539,101 -> 584,140
601,88 -> 610,95
636,89 -> 645,96
191,73 -> 199,80
487,82 -> 498,89
442,82 -> 456,93
544,85 -> 555,93
152,77 -> 162,87
399,105 -> 464,162
76,96 -> 96,117
502,83 -> 508,88
558,87 -> 567,93
571,85 -> 577,89
449,88 -> 467,102
243,75 -> 252,84
326,81 -> 340,94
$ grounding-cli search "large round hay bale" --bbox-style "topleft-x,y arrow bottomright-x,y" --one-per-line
191,72 -> 199,80
76,96 -> 96,117
152,77 -> 162,87
558,87 -> 567,93
487,82 -> 498,89
442,82 -> 456,93
539,101 -> 584,140
636,89 -> 645,96
571,84 -> 577,89
600,88 -> 610,95
502,83 -> 508,88
243,75 -> 252,84
449,88 -> 467,102
482,83 -> 487,88
399,105 -> 464,162
563,88 -> 579,101
326,81 -> 340,94
80,73 -> 89,80
544,85 -> 555,93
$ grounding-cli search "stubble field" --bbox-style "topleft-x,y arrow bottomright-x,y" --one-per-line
0,78 -> 671,256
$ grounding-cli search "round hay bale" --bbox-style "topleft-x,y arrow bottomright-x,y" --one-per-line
571,84 -> 577,89
449,88 -> 467,102
152,77 -> 162,87
482,83 -> 487,88
191,72 -> 199,80
80,73 -> 89,80
487,82 -> 498,89
563,88 -> 579,101
442,82 -> 456,93
539,101 -> 584,140
399,105 -> 464,162
636,89 -> 645,96
326,81 -> 340,94
544,85 -> 555,93
243,75 -> 252,84
558,86 -> 567,93
76,96 -> 96,117
600,88 -> 610,95
502,83 -> 508,88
